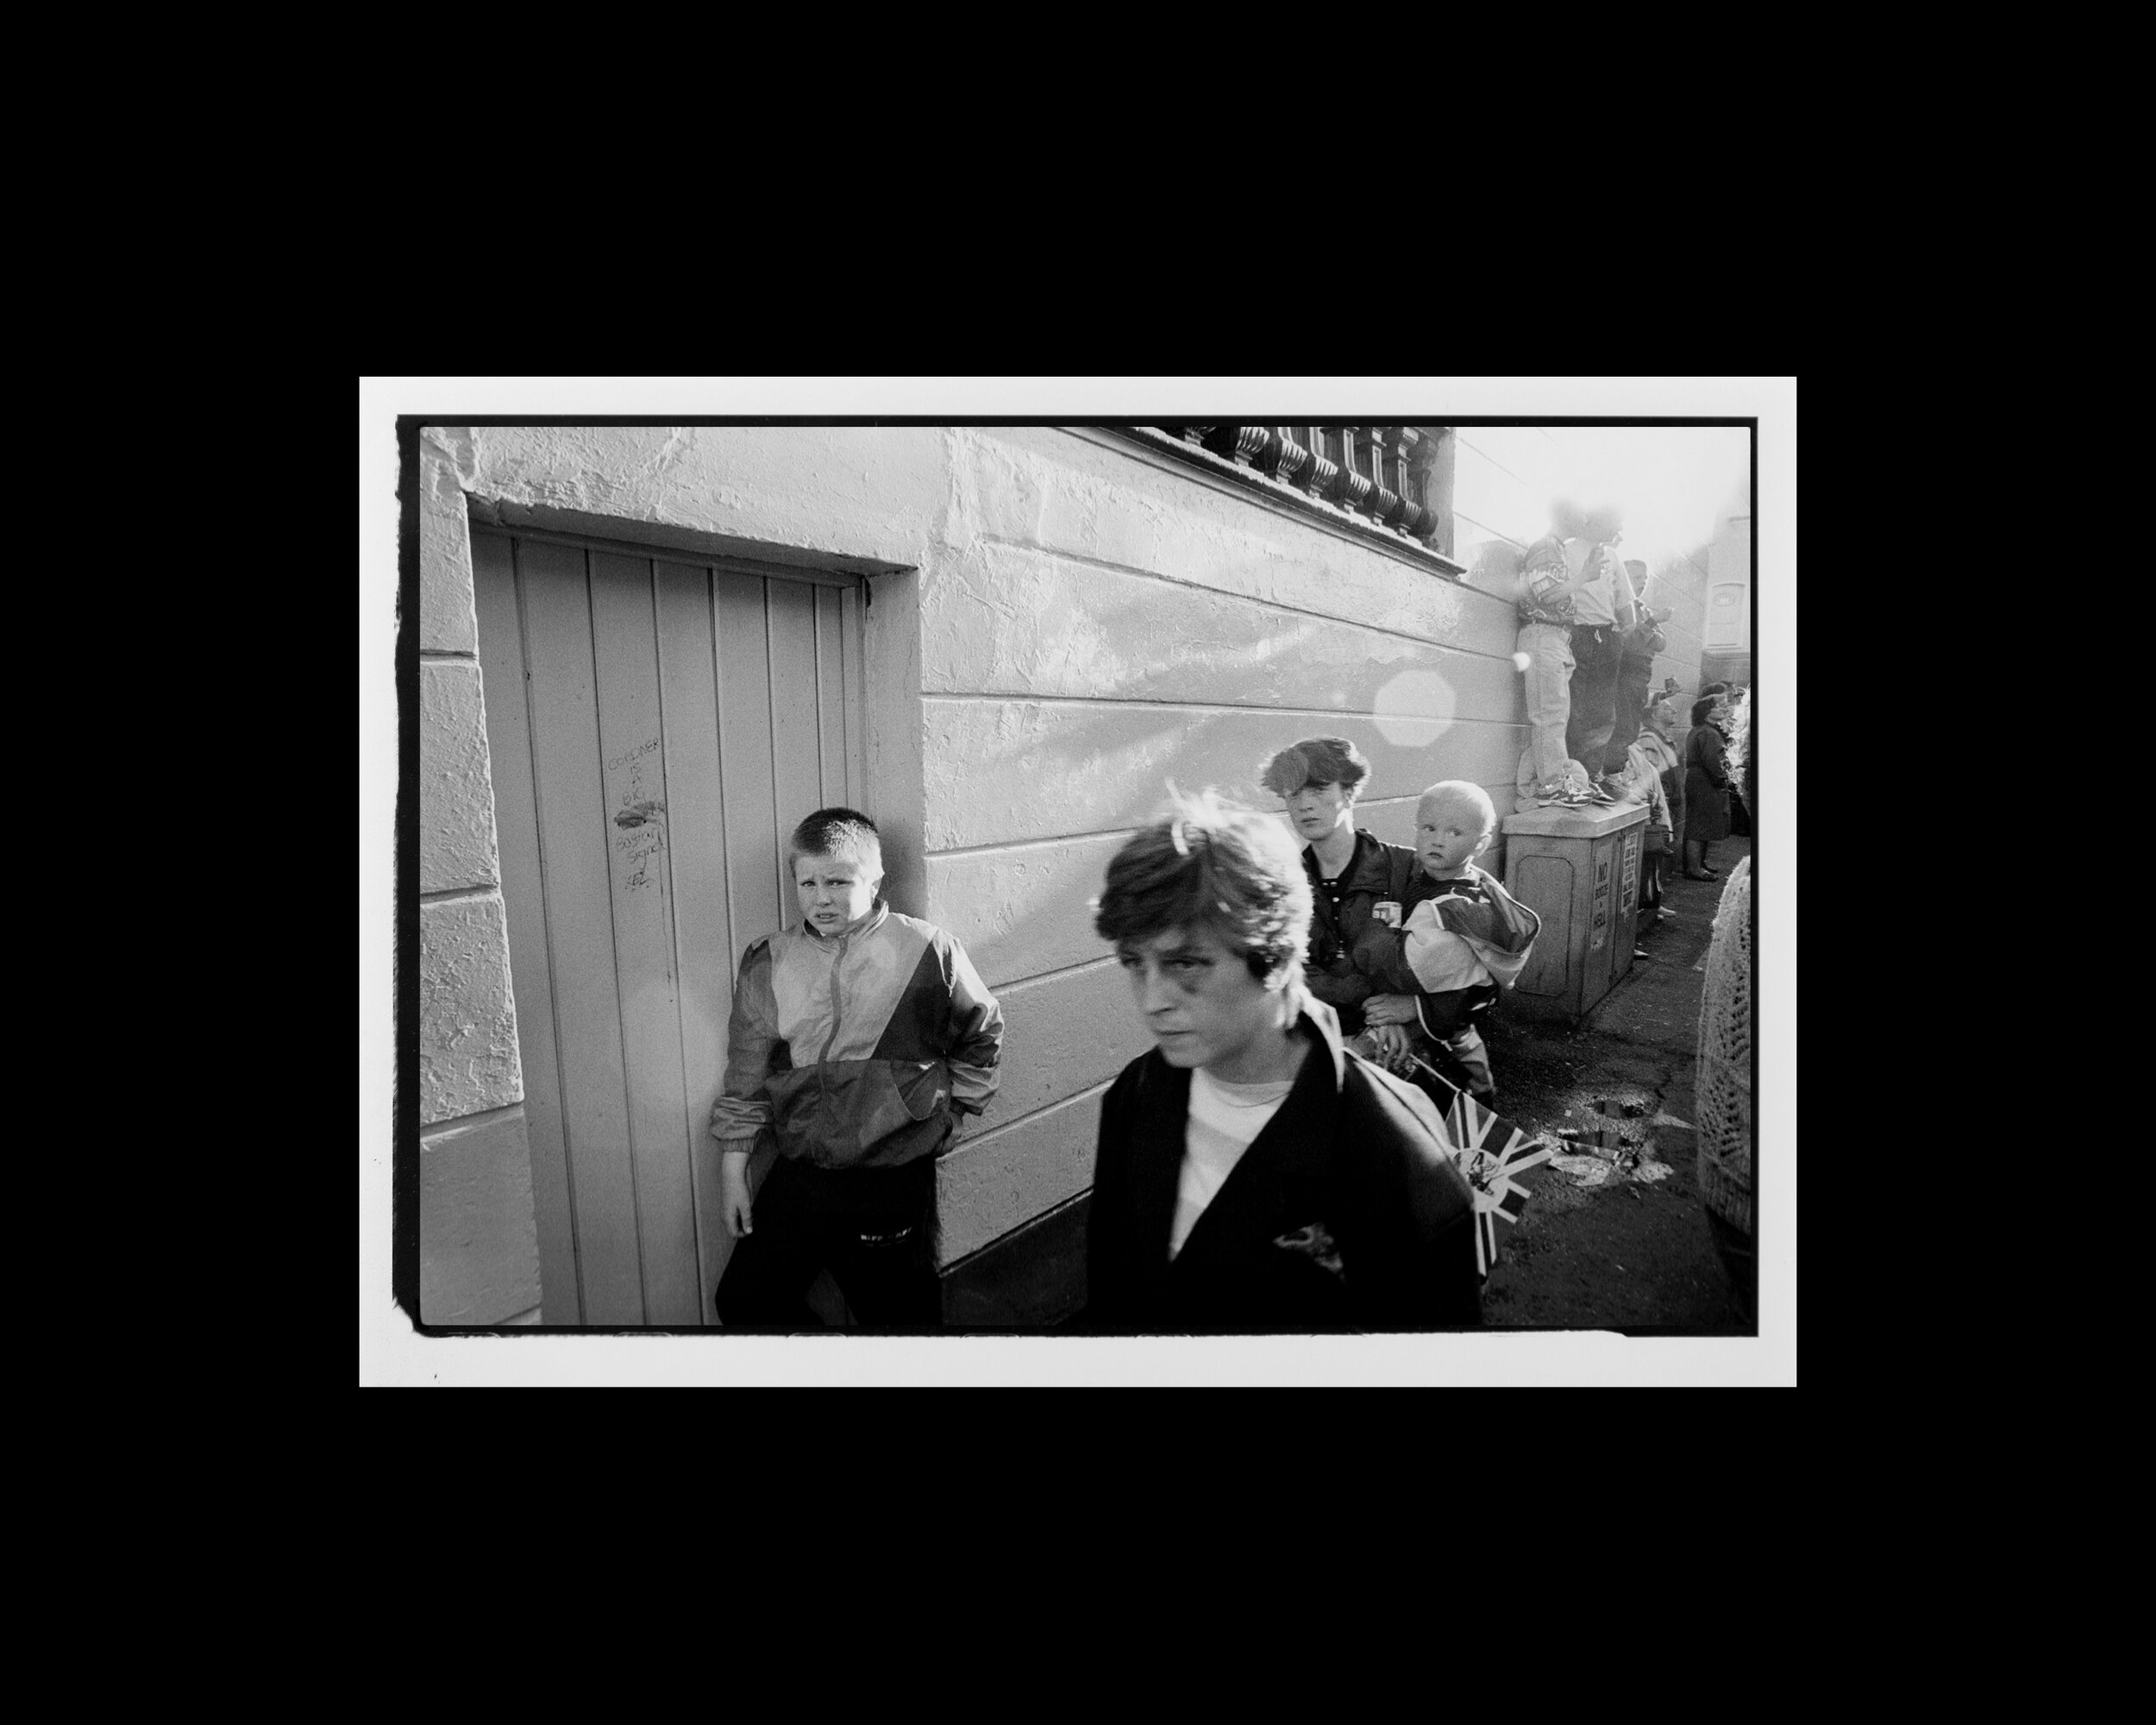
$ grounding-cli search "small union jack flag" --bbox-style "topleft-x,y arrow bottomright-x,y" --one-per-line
1406,1059 -> 1554,1278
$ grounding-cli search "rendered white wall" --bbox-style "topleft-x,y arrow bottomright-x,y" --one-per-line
914,427 -> 1518,1262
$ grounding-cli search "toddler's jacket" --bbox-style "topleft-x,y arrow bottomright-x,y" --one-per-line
1350,864 -> 1542,1038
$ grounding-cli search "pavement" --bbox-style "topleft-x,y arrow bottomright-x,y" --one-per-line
1474,833 -> 1752,1332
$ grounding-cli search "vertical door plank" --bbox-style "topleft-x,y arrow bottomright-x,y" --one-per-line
471,532 -> 582,1324
815,585 -> 848,808
518,542 -> 647,1324
716,573 -> 785,944
588,553 -> 701,1325
654,560 -> 738,1320
768,579 -> 824,903
839,586 -> 864,808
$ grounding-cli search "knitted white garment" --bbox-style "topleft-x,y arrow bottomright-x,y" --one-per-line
1695,856 -> 1753,1235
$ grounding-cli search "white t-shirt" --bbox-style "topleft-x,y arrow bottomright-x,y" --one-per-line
1169,1068 -> 1295,1259
1571,547 -> 1637,629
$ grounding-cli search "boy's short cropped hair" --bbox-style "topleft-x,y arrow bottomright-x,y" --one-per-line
1690,696 -> 1720,727
1258,736 -> 1371,800
1420,780 -> 1497,838
1094,789 -> 1312,985
787,806 -> 883,873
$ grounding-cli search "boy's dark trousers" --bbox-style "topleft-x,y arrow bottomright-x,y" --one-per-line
715,1155 -> 942,1330
1565,624 -> 1623,778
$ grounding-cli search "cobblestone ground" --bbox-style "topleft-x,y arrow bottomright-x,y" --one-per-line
1476,835 -> 1753,1332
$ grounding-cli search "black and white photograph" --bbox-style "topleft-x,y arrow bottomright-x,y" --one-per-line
360,378 -> 1791,1387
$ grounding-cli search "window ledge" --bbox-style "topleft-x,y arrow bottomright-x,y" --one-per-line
1062,425 -> 1467,580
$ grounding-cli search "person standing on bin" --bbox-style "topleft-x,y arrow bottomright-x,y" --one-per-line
1514,535 -> 1583,800
1564,511 -> 1639,786
1605,560 -> 1666,764
1082,789 -> 1482,1333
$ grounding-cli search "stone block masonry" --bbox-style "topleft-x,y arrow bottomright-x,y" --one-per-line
412,430 -> 542,1324
419,659 -> 501,894
420,1107 -> 542,1324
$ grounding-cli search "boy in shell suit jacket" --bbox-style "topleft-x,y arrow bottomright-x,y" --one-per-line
710,808 -> 1003,1329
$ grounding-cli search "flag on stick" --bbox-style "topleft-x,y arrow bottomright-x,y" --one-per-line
1405,1057 -> 1554,1278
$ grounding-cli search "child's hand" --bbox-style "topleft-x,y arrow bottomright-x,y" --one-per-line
1365,1024 -> 1413,1070
1363,994 -> 1418,1027
719,1151 -> 755,1238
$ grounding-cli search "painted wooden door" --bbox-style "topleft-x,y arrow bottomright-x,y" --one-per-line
471,527 -> 865,1325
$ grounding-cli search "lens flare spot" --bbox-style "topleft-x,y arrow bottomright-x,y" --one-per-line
1512,651 -> 1532,673
1374,669 -> 1457,747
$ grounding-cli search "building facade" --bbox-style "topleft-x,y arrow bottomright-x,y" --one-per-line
413,423 -> 1558,1326
1698,481 -> 1754,691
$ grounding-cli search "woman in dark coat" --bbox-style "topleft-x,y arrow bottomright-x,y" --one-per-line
1683,694 -> 1730,880
1082,789 -> 1482,1333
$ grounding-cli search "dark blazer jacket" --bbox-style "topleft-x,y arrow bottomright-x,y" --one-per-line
1083,1004 -> 1482,1333
1300,829 -> 1417,1036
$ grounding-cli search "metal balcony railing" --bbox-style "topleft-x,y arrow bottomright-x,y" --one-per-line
1150,424 -> 1447,548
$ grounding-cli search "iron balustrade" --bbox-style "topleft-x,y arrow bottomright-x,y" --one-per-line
1152,424 -> 1447,547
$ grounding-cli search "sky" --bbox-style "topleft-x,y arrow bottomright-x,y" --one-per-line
1451,424 -> 1752,568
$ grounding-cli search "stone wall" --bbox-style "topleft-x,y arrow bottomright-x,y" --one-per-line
415,430 -> 542,1325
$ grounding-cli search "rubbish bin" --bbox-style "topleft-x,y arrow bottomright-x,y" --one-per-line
1501,800 -> 1649,1024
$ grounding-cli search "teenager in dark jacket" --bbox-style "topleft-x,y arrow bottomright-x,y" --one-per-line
1082,790 -> 1482,1333
1259,735 -> 1414,1044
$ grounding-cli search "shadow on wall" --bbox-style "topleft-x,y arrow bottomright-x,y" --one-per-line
924,696 -> 1508,854
917,555 -> 1522,1144
927,554 -> 1515,848
1467,539 -> 1527,592
940,558 -> 1464,712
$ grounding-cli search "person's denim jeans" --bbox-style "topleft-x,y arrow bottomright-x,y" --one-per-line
1516,621 -> 1574,789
